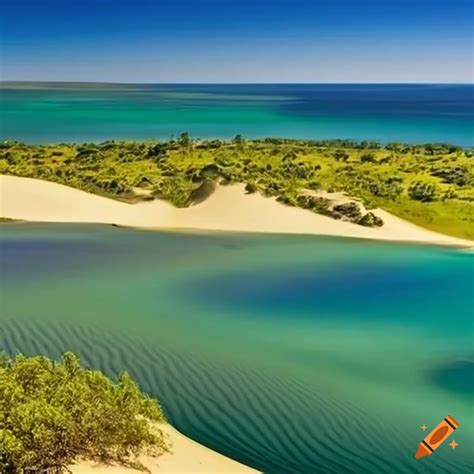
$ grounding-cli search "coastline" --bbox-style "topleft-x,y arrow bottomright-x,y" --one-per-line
1,175 -> 472,247
70,424 -> 258,473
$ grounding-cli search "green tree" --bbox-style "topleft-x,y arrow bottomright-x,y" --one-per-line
233,134 -> 244,144
178,132 -> 192,149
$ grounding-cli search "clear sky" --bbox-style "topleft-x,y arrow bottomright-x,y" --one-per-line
1,0 -> 473,83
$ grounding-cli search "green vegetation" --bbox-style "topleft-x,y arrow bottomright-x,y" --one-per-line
1,136 -> 473,238
0,352 -> 168,473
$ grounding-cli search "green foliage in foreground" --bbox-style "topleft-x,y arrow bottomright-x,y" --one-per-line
1,137 -> 474,239
0,352 -> 168,473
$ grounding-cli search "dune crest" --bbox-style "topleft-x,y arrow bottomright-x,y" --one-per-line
0,174 -> 471,247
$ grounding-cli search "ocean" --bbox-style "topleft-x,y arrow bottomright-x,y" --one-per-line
1,223 -> 473,473
1,83 -> 473,145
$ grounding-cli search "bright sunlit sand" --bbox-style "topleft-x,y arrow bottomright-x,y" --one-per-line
1,174 -> 471,247
70,424 -> 257,473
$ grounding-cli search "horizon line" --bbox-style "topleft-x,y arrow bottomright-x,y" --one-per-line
1,80 -> 473,86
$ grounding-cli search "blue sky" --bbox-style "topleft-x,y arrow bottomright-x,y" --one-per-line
1,0 -> 473,83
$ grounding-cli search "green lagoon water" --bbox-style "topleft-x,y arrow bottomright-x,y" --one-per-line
0,223 -> 473,473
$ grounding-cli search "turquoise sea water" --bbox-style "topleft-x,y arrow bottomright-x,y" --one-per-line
1,83 -> 473,145
1,223 -> 473,473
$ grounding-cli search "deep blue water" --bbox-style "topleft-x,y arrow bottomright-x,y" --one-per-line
1,83 -> 473,144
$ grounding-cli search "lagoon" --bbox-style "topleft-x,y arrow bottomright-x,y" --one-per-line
0,223 -> 473,473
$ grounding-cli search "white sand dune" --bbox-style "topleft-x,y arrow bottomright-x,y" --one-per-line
70,423 -> 258,473
1,174 -> 471,247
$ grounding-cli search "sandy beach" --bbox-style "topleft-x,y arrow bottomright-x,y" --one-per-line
70,423 -> 257,473
0,175 -> 473,247
1,174 -> 472,247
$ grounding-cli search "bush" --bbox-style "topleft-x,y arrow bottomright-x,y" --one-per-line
431,166 -> 472,186
0,353 -> 168,473
233,134 -> 245,147
310,197 -> 332,216
360,152 -> 376,163
333,150 -> 349,161
408,181 -> 438,202
245,182 -> 258,194
332,202 -> 362,221
296,195 -> 332,216
357,212 -> 384,227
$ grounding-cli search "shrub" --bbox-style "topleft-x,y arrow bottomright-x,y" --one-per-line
357,212 -> 384,227
333,150 -> 349,161
296,194 -> 313,210
360,152 -> 376,163
408,181 -> 438,202
276,193 -> 297,206
245,182 -> 258,194
0,353 -> 168,473
431,166 -> 472,186
332,202 -> 362,221
177,132 -> 192,148
233,134 -> 245,148
310,197 -> 332,216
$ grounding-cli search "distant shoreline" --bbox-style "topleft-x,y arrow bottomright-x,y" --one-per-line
2,140 -> 473,153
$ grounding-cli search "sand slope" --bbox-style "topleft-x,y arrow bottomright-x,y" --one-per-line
71,424 -> 257,473
1,175 -> 471,246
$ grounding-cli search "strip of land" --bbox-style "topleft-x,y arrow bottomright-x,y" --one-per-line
70,424 -> 257,473
2,140 -> 474,239
1,175 -> 472,247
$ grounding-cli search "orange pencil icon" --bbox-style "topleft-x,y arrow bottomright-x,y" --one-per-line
415,415 -> 459,459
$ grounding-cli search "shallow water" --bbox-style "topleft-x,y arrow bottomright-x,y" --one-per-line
2,83 -> 473,145
0,223 -> 473,473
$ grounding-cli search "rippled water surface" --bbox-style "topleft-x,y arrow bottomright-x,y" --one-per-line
1,223 -> 473,473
